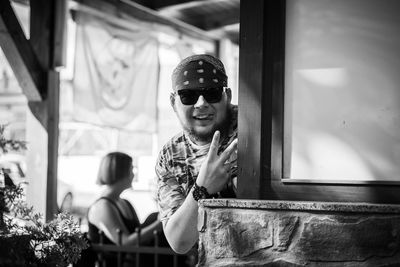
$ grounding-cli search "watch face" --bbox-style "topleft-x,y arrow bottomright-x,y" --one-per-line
193,183 -> 209,201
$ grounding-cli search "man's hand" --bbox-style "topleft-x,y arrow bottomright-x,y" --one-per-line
196,131 -> 238,194
162,131 -> 237,253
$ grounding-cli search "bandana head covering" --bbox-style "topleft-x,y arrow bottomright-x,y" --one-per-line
172,54 -> 227,91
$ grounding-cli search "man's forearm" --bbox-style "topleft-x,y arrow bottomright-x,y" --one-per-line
164,188 -> 199,254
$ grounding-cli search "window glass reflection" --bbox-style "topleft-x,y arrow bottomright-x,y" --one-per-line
285,0 -> 400,180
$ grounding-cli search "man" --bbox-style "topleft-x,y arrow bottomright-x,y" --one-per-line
155,54 -> 238,254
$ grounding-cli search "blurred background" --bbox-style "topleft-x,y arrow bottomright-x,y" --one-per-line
2,0 -> 400,227
0,0 -> 239,228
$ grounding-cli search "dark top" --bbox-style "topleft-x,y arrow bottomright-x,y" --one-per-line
88,196 -> 140,244
86,197 -> 182,267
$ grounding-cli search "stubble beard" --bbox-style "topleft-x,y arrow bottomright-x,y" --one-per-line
187,106 -> 232,144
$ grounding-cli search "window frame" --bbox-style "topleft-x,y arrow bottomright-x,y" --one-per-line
237,0 -> 400,203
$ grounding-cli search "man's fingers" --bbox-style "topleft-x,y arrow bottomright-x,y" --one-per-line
220,138 -> 238,162
207,131 -> 220,159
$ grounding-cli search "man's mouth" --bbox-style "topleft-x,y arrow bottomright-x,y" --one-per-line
193,114 -> 213,120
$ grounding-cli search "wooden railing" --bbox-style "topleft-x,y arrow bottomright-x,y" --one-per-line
91,228 -> 180,267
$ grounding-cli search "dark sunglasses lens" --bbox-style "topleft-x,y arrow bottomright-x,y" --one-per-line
179,91 -> 199,105
203,88 -> 223,103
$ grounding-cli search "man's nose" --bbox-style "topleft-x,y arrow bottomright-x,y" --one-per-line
194,95 -> 208,107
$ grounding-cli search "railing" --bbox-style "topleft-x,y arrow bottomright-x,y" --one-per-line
91,228 -> 180,267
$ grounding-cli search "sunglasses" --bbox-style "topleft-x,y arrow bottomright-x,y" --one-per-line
176,87 -> 225,105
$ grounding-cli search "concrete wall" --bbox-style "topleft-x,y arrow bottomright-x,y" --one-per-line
198,199 -> 400,267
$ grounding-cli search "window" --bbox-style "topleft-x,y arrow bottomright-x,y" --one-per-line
284,0 -> 400,182
238,0 -> 400,203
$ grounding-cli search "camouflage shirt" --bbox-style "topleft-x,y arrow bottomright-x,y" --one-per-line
156,105 -> 238,225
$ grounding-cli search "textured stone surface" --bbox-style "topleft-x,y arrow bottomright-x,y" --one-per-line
198,200 -> 400,266
276,216 -> 299,252
295,216 -> 400,261
200,199 -> 400,214
201,209 -> 273,259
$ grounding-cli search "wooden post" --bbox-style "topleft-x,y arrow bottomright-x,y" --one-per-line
153,230 -> 159,267
237,0 -> 286,200
98,230 -> 105,267
0,171 -> 4,230
0,191 -> 4,231
26,0 -> 65,221
237,0 -> 266,199
117,229 -> 122,267
135,227 -> 141,267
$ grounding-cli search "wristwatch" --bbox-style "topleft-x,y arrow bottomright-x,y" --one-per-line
192,182 -> 210,201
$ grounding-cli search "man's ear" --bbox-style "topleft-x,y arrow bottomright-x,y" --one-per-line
225,88 -> 232,103
170,92 -> 177,112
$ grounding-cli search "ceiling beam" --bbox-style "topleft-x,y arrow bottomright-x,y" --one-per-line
177,11 -> 239,31
209,23 -> 239,44
74,0 -> 219,43
158,0 -> 217,13
0,0 -> 45,101
158,0 -> 240,31
11,0 -> 29,5
132,0 -> 198,10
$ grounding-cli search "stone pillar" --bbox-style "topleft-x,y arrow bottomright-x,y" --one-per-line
198,199 -> 400,267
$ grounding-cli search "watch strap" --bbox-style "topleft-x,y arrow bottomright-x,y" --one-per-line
192,182 -> 210,201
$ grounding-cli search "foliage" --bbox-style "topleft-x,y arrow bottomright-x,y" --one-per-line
0,125 -> 88,266
0,124 -> 27,154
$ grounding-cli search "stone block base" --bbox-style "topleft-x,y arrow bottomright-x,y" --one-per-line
198,200 -> 400,266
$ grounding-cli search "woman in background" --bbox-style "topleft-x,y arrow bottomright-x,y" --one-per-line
87,152 -> 162,266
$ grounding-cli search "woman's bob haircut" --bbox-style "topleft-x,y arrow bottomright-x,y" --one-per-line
97,152 -> 133,185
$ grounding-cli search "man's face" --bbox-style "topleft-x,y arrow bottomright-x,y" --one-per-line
171,87 -> 232,145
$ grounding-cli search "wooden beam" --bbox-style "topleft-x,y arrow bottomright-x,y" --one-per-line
53,0 -> 68,68
132,0 -> 195,10
0,0 -> 45,101
158,0 -> 221,12
45,70 -> 60,221
74,0 -> 219,43
237,0 -> 266,199
209,23 -> 239,44
28,0 -> 61,221
162,11 -> 239,32
11,0 -> 29,5
158,0 -> 240,31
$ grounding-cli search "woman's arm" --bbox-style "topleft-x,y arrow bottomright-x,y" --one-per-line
88,199 -> 161,246
126,219 -> 162,245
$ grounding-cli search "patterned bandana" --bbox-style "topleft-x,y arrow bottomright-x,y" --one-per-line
172,54 -> 228,91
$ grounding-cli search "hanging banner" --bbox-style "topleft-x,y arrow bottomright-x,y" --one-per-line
73,14 -> 159,132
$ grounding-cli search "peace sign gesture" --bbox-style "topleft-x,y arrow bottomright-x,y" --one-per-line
196,131 -> 238,195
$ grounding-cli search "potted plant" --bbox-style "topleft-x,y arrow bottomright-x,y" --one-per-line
0,124 -> 88,266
